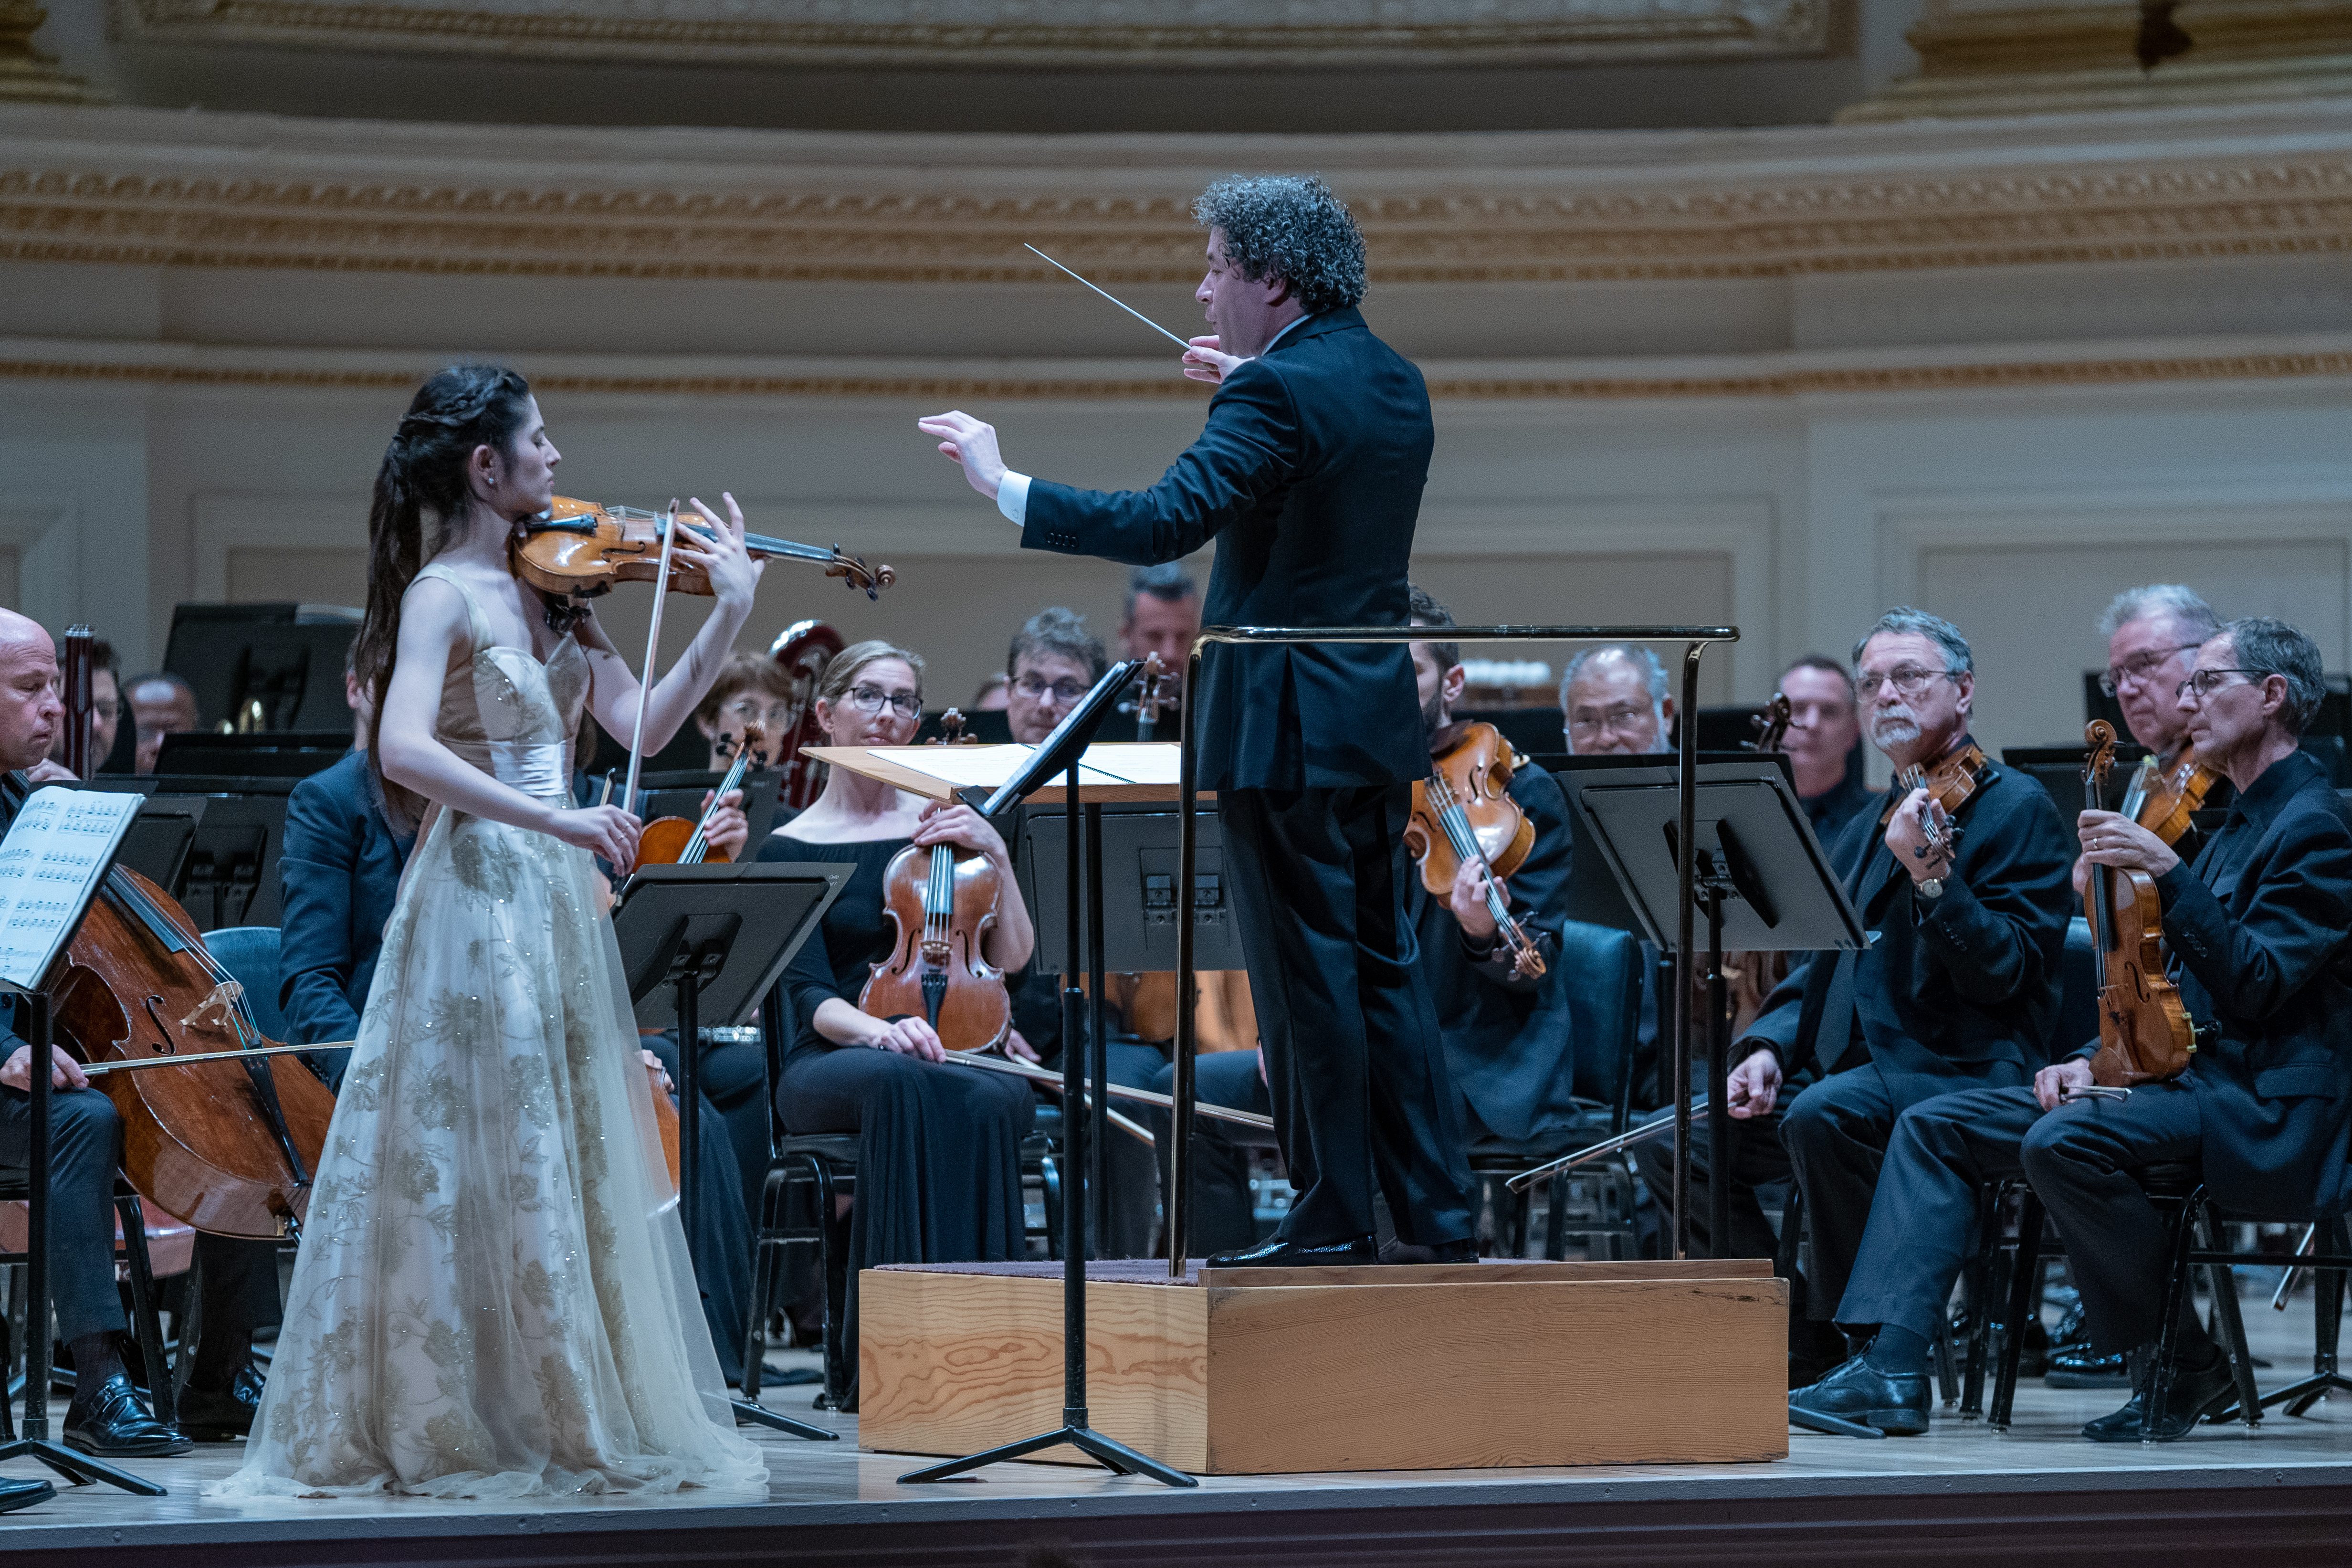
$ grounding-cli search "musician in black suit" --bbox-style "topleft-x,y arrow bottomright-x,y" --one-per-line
1797,617 -> 2352,1440
919,174 -> 1474,1265
1728,609 -> 2075,1355
0,610 -> 187,1467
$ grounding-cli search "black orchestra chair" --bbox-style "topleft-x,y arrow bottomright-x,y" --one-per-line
0,1180 -> 180,1440
1462,918 -> 1642,1262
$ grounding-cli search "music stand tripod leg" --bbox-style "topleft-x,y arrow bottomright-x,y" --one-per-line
0,991 -> 166,1494
666,948 -> 836,1443
899,758 -> 1194,1487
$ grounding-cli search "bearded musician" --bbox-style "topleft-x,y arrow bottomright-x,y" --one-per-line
1725,608 -> 2076,1377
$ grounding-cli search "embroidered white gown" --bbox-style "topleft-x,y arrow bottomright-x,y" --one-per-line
213,564 -> 767,1498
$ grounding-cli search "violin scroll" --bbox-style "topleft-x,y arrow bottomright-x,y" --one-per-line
825,550 -> 896,600
1747,691 -> 1793,754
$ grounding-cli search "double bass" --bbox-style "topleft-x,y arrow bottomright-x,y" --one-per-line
1405,722 -> 1547,980
2081,721 -> 2197,1087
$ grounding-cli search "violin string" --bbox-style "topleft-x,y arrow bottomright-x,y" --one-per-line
1431,775 -> 1528,955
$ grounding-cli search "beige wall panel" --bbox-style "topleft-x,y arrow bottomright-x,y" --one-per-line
1913,534 -> 2352,756
228,547 -> 369,609
0,547 -> 21,615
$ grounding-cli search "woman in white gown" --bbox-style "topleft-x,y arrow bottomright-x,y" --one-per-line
215,365 -> 768,1498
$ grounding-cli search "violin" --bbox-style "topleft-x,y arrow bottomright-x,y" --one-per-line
2081,721 -> 2196,1087
5,771 -> 336,1239
932,709 -> 978,745
2121,743 -> 2221,849
1887,738 -> 1992,863
1748,691 -> 1793,753
1134,653 -> 1169,744
770,619 -> 845,812
1405,722 -> 1547,980
635,719 -> 767,869
858,836 -> 1011,1052
512,498 -> 894,610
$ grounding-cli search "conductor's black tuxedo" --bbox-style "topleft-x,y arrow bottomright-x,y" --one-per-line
1022,307 -> 1475,1246
1839,747 -> 2352,1353
1741,743 -> 2075,1315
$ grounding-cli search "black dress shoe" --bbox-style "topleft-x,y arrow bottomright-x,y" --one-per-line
2046,1343 -> 2133,1389
1206,1234 -> 1378,1268
2082,1346 -> 2237,1443
1789,1354 -> 1932,1437
177,1362 -> 265,1441
63,1373 -> 192,1458
1377,1237 -> 1478,1265
0,1478 -> 53,1515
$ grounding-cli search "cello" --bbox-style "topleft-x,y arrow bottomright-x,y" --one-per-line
1405,722 -> 1547,980
2080,721 -> 2197,1087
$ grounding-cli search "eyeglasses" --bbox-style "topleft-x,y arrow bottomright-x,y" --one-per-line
1566,704 -> 1657,738
719,696 -> 792,725
1855,665 -> 1956,702
1013,674 -> 1089,705
841,684 -> 921,719
2174,668 -> 2268,702
2099,644 -> 2204,697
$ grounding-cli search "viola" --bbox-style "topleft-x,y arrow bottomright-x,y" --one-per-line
1134,653 -> 1170,744
769,619 -> 845,812
512,497 -> 894,608
7,768 -> 337,1240
2081,721 -> 2196,1087
1747,691 -> 1793,754
858,838 -> 1011,1053
2121,743 -> 2221,849
636,719 -> 767,869
1888,738 -> 1992,863
1404,722 -> 1546,980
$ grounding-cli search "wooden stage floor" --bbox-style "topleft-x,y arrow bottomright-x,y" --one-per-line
5,1306 -> 2351,1568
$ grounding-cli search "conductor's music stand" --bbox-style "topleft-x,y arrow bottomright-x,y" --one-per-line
1566,756 -> 1866,1429
611,860 -> 845,1442
893,660 -> 1197,1487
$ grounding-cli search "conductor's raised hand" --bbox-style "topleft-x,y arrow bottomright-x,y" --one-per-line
549,804 -> 642,869
916,411 -> 1008,500
1183,335 -> 1245,385
678,494 -> 764,610
1726,1047 -> 1783,1119
914,799 -> 1009,864
869,1015 -> 947,1063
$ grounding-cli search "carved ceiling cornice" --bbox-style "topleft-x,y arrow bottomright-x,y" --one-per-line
3,104 -> 2350,282
113,0 -> 1835,69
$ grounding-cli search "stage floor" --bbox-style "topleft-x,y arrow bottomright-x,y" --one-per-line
6,1304 -> 2351,1568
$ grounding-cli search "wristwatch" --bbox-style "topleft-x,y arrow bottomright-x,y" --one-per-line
1916,876 -> 1945,900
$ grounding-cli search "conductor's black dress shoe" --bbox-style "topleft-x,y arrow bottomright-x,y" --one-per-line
177,1362 -> 266,1441
1206,1234 -> 1378,1268
2081,1345 -> 2236,1442
1788,1355 -> 1931,1437
0,1477 -> 53,1515
62,1373 -> 192,1458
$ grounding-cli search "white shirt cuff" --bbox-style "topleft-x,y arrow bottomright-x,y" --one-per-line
997,471 -> 1031,527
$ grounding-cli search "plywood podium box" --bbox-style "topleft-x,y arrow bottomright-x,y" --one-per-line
857,1259 -> 1789,1474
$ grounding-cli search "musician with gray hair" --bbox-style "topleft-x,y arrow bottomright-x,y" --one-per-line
1559,643 -> 1673,756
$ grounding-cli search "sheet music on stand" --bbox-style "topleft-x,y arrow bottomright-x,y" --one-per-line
0,788 -> 141,986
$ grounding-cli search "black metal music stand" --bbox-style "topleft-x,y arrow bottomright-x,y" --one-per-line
899,661 -> 1195,1487
612,861 -> 845,1442
0,986 -> 166,1494
1564,759 -> 1865,1259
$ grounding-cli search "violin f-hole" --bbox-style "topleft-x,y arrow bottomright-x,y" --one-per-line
143,994 -> 175,1054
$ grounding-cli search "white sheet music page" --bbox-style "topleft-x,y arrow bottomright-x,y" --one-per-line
0,787 -> 140,989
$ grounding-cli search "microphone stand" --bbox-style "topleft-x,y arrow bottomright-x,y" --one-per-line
0,987 -> 167,1493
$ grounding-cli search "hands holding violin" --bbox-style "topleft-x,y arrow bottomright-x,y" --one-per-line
1447,853 -> 1509,942
1884,787 -> 1956,886
2073,808 -> 2177,895
674,494 -> 764,613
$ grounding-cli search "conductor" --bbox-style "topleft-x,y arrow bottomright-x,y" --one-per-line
919,174 -> 1476,1266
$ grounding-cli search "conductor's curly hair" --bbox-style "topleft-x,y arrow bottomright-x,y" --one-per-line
1193,175 -> 1367,317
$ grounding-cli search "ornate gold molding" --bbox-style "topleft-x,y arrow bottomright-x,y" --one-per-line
5,159 -> 2350,282
0,1 -> 103,103
5,349 -> 2347,399
115,0 -> 1835,68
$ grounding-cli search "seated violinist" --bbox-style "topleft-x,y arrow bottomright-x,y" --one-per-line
1169,586 -> 1568,1260
1793,618 -> 2352,1441
757,640 -> 1037,1408
1726,609 -> 2074,1381
0,609 -> 188,1461
2098,584 -> 2227,856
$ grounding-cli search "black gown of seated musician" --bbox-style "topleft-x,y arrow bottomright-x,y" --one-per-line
761,832 -> 1034,1408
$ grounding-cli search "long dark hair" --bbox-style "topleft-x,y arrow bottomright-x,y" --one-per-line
355,365 -> 534,804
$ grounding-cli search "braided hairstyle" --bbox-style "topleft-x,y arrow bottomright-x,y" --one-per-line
354,364 -> 534,781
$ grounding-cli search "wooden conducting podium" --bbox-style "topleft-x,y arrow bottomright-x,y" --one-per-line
804,740 -> 1788,1476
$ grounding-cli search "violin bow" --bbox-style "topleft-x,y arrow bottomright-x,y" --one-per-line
620,499 -> 684,827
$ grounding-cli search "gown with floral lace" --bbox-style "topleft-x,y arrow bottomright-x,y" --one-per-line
212,563 -> 768,1499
